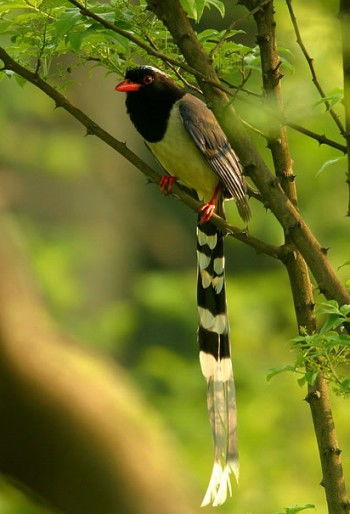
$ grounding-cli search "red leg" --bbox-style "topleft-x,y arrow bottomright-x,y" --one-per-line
199,184 -> 221,224
159,175 -> 177,194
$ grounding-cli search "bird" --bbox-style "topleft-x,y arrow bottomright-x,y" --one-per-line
115,65 -> 250,506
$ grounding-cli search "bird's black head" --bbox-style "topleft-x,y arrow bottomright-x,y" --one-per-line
115,66 -> 185,142
115,65 -> 183,97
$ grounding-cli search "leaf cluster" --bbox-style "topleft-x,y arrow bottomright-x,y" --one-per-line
0,0 -> 179,83
268,301 -> 350,396
0,0 -> 264,93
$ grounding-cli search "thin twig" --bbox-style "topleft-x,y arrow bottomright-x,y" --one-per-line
287,122 -> 347,153
0,46 -> 281,260
286,0 -> 346,138
35,18 -> 48,76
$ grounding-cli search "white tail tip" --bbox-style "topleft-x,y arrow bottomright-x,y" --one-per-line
201,459 -> 238,507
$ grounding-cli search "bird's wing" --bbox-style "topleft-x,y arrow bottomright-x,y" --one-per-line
178,94 -> 246,202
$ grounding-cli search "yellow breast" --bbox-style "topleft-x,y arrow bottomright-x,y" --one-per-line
148,102 -> 218,203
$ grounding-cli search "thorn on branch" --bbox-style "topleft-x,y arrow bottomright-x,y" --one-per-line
323,446 -> 342,456
268,177 -> 280,188
304,390 -> 321,403
321,247 -> 330,255
256,34 -> 270,44
319,287 -> 329,296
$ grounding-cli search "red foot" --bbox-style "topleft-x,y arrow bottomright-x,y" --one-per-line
199,202 -> 216,224
160,175 -> 177,194
198,184 -> 221,224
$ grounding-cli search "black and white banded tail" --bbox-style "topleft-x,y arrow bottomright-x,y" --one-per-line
197,214 -> 238,507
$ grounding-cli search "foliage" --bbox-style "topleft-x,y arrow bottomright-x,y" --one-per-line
274,504 -> 315,514
268,301 -> 350,396
180,0 -> 225,21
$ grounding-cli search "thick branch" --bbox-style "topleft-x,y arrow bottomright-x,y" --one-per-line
286,0 -> 346,138
339,0 -> 350,215
252,0 -> 297,205
146,0 -> 350,307
0,47 -> 280,260
251,2 -> 349,512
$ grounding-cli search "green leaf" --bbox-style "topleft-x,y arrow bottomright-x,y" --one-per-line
338,260 -> 350,271
319,314 -> 345,335
316,156 -> 346,177
54,8 -> 81,39
180,0 -> 197,19
0,2 -> 33,13
313,87 -> 343,109
205,0 -> 225,17
304,371 -> 318,386
340,304 -> 350,316
316,300 -> 341,315
266,364 -> 295,381
275,503 -> 315,514
195,0 -> 205,20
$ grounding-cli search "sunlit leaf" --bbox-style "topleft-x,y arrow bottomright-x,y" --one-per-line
338,260 -> 350,270
205,0 -> 225,17
266,364 -> 295,381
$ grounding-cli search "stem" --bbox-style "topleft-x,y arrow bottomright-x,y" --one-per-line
251,2 -> 349,511
339,0 -> 350,215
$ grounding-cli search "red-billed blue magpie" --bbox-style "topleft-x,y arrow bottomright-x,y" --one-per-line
115,65 -> 250,506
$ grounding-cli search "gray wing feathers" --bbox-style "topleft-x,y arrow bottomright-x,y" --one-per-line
179,94 -> 247,203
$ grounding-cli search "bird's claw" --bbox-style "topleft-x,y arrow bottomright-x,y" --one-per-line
199,202 -> 216,224
160,175 -> 177,194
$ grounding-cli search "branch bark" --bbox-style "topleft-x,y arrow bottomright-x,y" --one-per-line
250,2 -> 349,512
0,214 -> 198,514
146,0 -> 350,309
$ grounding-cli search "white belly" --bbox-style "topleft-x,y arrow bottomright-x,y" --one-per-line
148,103 -> 218,202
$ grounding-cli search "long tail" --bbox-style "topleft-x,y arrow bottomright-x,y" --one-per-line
197,210 -> 238,507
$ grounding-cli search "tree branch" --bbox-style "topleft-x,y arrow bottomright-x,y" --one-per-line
0,46 -> 281,261
286,0 -> 346,139
339,0 -> 350,215
250,2 -> 349,511
146,0 -> 350,308
287,123 -> 347,153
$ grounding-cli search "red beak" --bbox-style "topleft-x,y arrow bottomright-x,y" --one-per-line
115,79 -> 141,92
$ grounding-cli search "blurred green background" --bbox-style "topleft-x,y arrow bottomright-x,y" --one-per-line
0,0 -> 349,512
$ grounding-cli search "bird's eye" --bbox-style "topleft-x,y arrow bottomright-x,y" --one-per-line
143,75 -> 154,85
